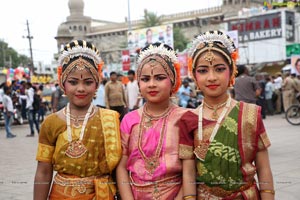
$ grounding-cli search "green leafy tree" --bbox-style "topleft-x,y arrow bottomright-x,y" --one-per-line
173,27 -> 189,52
140,11 -> 188,52
141,9 -> 162,28
0,40 -> 30,68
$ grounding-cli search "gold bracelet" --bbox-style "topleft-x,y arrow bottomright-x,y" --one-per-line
183,195 -> 196,199
260,189 -> 275,195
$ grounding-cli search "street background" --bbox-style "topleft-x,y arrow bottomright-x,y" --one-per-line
0,113 -> 299,199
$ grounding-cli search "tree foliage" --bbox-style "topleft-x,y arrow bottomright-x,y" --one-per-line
141,9 -> 162,28
173,27 -> 189,52
0,40 -> 30,68
141,11 -> 188,52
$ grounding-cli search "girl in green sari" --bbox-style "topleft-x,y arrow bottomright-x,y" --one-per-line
178,31 -> 274,200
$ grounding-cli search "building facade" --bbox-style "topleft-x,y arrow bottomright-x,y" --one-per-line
56,0 -> 289,73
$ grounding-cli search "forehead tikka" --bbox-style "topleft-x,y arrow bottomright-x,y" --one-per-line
138,55 -> 175,86
60,57 -> 99,86
204,42 -> 215,64
192,45 -> 232,70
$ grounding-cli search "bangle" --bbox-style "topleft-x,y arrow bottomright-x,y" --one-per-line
260,189 -> 275,195
183,195 -> 196,199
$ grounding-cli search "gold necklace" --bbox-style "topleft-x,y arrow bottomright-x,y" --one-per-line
65,103 -> 93,158
203,99 -> 228,120
63,107 -> 95,127
137,106 -> 172,174
143,104 -> 172,128
194,96 -> 231,161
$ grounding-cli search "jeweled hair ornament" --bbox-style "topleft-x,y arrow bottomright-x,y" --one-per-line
57,40 -> 104,91
58,40 -> 102,66
137,43 -> 178,65
188,30 -> 239,86
137,43 -> 181,93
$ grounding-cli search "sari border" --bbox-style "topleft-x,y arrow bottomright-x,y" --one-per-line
100,108 -> 122,172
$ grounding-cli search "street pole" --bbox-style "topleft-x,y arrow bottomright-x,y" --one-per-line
25,20 -> 34,74
127,0 -> 131,31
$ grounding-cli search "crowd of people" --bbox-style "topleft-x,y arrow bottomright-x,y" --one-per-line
4,30 -> 300,199
0,80 -> 53,138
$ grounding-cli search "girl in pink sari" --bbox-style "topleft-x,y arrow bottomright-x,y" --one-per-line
116,42 -> 196,200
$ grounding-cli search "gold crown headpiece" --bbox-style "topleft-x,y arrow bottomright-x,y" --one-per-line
188,30 -> 239,86
57,40 -> 104,90
137,43 -> 181,93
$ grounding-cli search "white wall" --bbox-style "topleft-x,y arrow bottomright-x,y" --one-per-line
238,38 -> 286,64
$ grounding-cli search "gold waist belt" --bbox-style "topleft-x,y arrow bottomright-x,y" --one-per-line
129,173 -> 181,187
53,173 -> 108,194
198,181 -> 254,198
53,173 -> 97,187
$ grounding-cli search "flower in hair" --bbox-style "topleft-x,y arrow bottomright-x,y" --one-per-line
58,46 -> 102,66
188,30 -> 236,58
137,43 -> 178,65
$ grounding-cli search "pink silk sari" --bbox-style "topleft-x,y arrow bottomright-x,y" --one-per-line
120,105 -> 187,199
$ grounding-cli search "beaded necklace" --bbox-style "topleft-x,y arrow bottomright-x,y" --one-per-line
65,103 -> 93,158
194,96 -> 231,161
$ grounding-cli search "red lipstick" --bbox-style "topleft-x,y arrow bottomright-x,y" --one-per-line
148,91 -> 158,96
75,95 -> 87,99
207,85 -> 219,90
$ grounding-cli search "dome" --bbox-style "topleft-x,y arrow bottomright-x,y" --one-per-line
57,23 -> 71,37
68,0 -> 84,16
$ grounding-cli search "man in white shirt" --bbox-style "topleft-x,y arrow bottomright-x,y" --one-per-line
3,85 -> 16,138
126,70 -> 142,111
273,72 -> 283,114
24,82 -> 40,137
93,78 -> 107,108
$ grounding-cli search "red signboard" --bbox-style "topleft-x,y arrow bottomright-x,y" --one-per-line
122,50 -> 130,71
178,52 -> 188,77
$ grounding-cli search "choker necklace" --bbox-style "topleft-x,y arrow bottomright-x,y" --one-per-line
65,103 -> 93,158
203,100 -> 228,120
143,104 -> 172,128
194,96 -> 231,161
138,105 -> 173,174
63,107 -> 95,127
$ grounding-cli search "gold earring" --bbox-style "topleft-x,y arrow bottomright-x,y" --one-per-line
195,86 -> 201,93
138,94 -> 143,99
62,90 -> 67,97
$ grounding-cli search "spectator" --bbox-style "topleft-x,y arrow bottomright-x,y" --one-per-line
105,71 -> 128,120
3,85 -> 16,138
52,85 -> 68,112
19,81 -> 27,119
177,79 -> 192,108
93,78 -> 107,108
37,84 -> 45,122
126,69 -> 142,111
265,76 -> 274,115
233,65 -> 261,104
282,72 -> 297,112
273,72 -> 283,114
256,73 -> 267,119
23,82 -> 40,137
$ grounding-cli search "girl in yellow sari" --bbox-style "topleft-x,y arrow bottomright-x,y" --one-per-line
33,40 -> 122,200
178,31 -> 274,200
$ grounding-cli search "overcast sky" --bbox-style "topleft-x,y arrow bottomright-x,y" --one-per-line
0,0 -> 222,65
